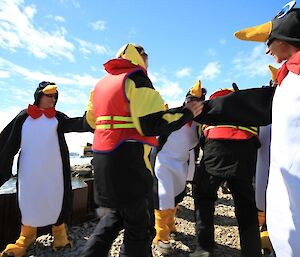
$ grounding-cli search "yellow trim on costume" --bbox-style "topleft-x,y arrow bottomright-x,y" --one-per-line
162,113 -> 184,123
125,78 -> 165,135
42,85 -> 57,94
143,145 -> 153,174
234,21 -> 272,42
86,90 -> 96,129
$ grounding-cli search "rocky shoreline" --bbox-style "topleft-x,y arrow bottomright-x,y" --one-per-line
25,184 -> 241,257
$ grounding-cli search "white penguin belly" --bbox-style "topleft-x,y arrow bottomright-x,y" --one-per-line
18,115 -> 64,227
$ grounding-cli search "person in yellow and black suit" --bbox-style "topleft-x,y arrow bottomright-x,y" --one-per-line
191,87 -> 262,257
80,43 -> 203,257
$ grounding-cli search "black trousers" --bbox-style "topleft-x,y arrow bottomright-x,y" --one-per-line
81,195 -> 155,257
193,139 -> 262,257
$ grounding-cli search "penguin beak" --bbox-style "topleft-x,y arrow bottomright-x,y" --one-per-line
268,65 -> 279,81
189,80 -> 202,98
234,21 -> 272,42
42,84 -> 57,94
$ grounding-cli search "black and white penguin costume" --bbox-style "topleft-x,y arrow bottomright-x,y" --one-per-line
0,82 -> 88,256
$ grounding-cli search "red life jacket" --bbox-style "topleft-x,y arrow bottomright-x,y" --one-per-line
92,59 -> 157,152
203,88 -> 258,140
203,125 -> 258,140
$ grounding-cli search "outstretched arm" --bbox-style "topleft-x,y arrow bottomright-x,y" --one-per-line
194,87 -> 275,126
128,71 -> 203,136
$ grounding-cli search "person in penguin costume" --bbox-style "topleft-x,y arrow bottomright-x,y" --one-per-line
255,65 -> 278,257
233,1 -> 300,256
0,81 -> 88,257
191,85 -> 261,257
151,80 -> 206,255
192,1 -> 299,256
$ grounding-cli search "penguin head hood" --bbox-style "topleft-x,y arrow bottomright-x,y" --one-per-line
186,80 -> 207,102
115,43 -> 148,70
234,1 -> 300,48
34,81 -> 58,106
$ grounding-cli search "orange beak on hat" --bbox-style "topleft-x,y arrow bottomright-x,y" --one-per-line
234,21 -> 272,43
189,80 -> 203,98
42,84 -> 57,94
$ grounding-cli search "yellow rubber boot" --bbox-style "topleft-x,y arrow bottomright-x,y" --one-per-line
258,211 -> 266,227
261,230 -> 273,253
1,225 -> 36,257
52,224 -> 71,251
154,209 -> 173,254
168,208 -> 177,234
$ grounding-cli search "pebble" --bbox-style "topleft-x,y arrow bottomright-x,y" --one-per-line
25,184 -> 241,257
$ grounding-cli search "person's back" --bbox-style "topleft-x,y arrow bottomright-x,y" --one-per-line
81,43 -> 203,257
191,87 -> 262,257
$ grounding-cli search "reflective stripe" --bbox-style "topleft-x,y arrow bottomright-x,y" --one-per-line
96,116 -> 111,122
113,116 -> 132,122
204,125 -> 258,135
96,124 -> 111,129
113,123 -> 135,129
96,123 -> 135,129
96,116 -> 133,122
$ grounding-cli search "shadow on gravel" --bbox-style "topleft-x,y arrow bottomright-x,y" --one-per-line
213,244 -> 241,257
176,205 -> 195,222
214,213 -> 237,226
216,196 -> 235,207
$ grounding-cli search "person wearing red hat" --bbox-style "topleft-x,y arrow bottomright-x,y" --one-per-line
81,43 -> 203,257
191,86 -> 261,257
0,82 -> 88,257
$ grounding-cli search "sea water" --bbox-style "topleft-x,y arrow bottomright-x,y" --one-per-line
1,155 -> 93,194
11,155 -> 93,175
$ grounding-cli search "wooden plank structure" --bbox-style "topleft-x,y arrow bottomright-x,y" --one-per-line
0,177 -> 95,251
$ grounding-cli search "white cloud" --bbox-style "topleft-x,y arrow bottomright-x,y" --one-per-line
0,0 -> 75,61
0,57 -> 98,87
232,45 -> 273,78
59,0 -> 80,8
219,39 -> 226,45
0,70 -> 10,78
207,48 -> 217,57
91,20 -> 106,31
176,67 -> 192,78
149,71 -> 184,102
0,106 -> 24,131
198,62 -> 221,80
46,15 -> 65,23
75,38 -> 111,57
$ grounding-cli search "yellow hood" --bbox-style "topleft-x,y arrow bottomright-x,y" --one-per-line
116,43 -> 147,69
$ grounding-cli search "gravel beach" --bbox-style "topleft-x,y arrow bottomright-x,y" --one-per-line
25,184 -> 241,257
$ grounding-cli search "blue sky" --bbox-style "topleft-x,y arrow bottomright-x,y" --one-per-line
0,0 -> 292,153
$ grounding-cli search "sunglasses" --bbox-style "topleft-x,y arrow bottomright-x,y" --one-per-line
38,81 -> 56,89
44,94 -> 57,98
266,38 -> 275,47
